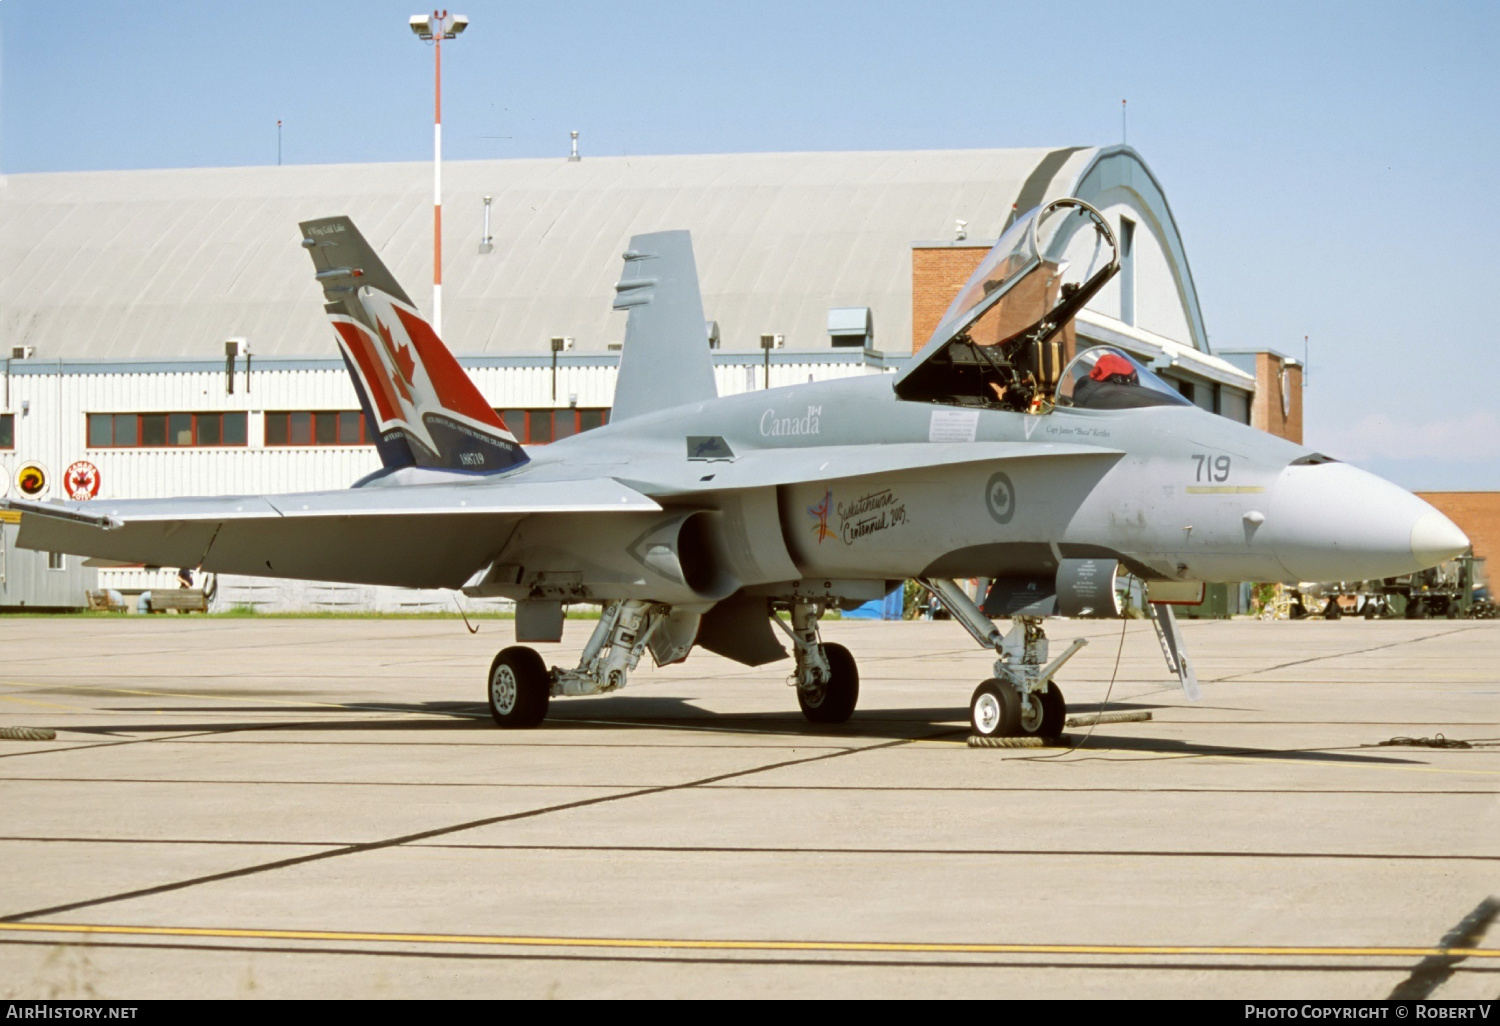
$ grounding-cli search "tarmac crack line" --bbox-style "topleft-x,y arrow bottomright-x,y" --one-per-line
2,836 -> 1496,862
1209,626 -> 1481,683
0,729 -> 958,924
0,728 -> 243,762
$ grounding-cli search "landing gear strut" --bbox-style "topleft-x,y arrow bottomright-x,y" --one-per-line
771,600 -> 859,724
917,578 -> 1084,739
487,599 -> 697,729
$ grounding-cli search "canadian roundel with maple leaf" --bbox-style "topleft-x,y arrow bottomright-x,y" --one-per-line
65,461 -> 101,501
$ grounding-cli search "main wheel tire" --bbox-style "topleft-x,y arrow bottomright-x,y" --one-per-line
488,646 -> 550,728
797,642 -> 859,724
1021,684 -> 1067,740
970,679 -> 1021,738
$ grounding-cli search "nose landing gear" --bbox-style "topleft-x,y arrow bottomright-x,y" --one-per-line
917,578 -> 1085,740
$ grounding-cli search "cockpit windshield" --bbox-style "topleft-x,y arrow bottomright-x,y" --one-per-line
1055,346 -> 1193,410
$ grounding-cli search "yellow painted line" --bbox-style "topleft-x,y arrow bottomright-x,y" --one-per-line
1185,486 -> 1266,494
0,922 -> 1493,959
0,693 -> 82,713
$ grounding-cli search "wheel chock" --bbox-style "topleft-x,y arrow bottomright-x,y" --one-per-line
967,735 -> 1048,748
0,726 -> 56,741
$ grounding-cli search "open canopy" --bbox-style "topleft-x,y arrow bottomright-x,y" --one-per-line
894,199 -> 1119,410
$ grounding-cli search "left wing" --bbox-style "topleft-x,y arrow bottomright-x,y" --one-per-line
6,478 -> 660,590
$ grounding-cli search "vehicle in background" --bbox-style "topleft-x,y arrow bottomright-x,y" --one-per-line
1275,554 -> 1490,620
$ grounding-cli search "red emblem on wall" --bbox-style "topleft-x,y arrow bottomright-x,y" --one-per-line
65,461 -> 101,501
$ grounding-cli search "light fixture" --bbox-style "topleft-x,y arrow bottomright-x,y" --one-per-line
409,12 -> 468,38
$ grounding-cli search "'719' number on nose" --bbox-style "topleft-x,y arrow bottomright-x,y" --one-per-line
1192,454 -> 1231,482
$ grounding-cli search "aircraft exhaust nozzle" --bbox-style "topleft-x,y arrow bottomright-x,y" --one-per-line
1266,463 -> 1469,582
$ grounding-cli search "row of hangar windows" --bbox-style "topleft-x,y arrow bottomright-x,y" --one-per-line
81,408 -> 613,449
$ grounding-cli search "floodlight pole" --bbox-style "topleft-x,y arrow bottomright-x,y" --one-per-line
413,10 -> 466,337
432,14 -> 445,338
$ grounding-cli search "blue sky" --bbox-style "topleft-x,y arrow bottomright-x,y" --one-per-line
2,0 -> 1497,489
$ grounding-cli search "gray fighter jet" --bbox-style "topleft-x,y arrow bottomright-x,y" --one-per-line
7,200 -> 1469,738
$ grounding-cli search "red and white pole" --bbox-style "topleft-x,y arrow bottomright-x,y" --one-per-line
432,9 -> 445,338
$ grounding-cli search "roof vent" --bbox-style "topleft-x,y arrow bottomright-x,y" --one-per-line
568,130 -> 580,162
706,320 -> 720,350
827,307 -> 873,349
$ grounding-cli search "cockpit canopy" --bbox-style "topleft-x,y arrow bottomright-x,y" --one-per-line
894,198 -> 1120,411
1055,346 -> 1192,410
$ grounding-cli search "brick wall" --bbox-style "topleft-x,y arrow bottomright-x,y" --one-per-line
911,246 -> 991,352
1248,353 -> 1303,443
1415,492 -> 1500,566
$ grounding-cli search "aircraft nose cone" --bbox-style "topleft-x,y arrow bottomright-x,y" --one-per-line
1265,463 -> 1469,581
1410,510 -> 1470,568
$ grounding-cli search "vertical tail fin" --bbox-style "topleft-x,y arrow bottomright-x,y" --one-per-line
611,230 -> 719,421
299,216 -> 527,474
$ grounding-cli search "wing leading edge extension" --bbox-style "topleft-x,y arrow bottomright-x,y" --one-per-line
6,480 -> 660,590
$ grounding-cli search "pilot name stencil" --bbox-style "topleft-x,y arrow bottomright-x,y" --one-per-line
760,405 -> 821,438
836,488 -> 908,545
1041,423 -> 1112,439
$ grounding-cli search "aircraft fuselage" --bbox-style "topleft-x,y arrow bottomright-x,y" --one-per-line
519,373 -> 1455,590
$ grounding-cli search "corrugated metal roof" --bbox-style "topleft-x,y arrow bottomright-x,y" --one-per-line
0,148 -> 1094,360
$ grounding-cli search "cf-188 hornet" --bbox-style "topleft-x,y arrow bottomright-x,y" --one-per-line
7,201 -> 1469,738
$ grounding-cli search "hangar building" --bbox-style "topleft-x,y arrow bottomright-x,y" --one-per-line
0,144 -> 1292,609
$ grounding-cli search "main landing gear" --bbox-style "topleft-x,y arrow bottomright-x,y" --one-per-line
486,596 -> 863,729
917,578 -> 1085,740
770,600 -> 859,724
486,599 -> 697,729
